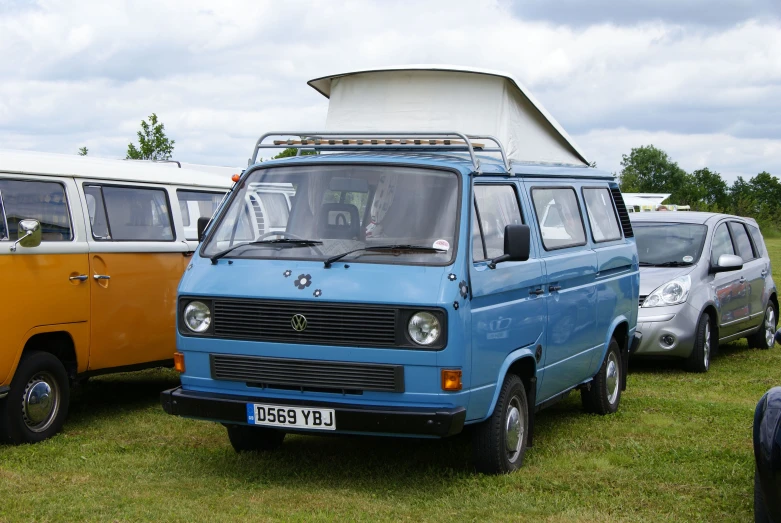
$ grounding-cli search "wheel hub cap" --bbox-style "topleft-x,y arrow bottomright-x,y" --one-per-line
765,308 -> 775,347
505,397 -> 524,463
22,373 -> 59,432
606,353 -> 619,404
704,322 -> 711,368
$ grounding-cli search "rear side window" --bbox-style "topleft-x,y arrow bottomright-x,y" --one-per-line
728,222 -> 756,262
84,184 -> 174,241
177,190 -> 225,240
0,179 -> 72,241
531,187 -> 586,250
747,224 -> 765,257
473,185 -> 523,261
710,222 -> 735,265
583,188 -> 621,242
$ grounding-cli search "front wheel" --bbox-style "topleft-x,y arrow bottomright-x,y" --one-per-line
225,424 -> 285,453
0,351 -> 70,444
581,338 -> 622,415
748,302 -> 777,350
685,313 -> 713,373
472,374 -> 529,474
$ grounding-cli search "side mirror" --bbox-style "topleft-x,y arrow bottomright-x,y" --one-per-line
488,224 -> 531,269
197,217 -> 210,242
711,253 -> 743,273
10,219 -> 41,252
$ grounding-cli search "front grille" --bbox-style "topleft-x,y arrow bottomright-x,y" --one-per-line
212,299 -> 397,347
638,295 -> 647,307
210,354 -> 404,393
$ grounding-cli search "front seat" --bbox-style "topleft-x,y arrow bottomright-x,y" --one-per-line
317,203 -> 361,240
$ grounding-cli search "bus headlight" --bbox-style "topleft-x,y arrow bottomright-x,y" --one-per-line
184,301 -> 212,332
408,312 -> 441,346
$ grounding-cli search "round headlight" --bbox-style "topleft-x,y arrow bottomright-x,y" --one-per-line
184,301 -> 211,333
408,312 -> 441,346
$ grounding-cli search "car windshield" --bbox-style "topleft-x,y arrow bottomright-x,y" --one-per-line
634,222 -> 708,266
201,164 -> 460,265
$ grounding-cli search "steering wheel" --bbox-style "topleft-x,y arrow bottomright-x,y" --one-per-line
258,231 -> 323,255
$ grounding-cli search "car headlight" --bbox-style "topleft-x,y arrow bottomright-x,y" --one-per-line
184,301 -> 212,332
642,275 -> 691,308
408,312 -> 441,346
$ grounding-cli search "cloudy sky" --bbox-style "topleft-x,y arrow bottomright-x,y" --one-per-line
1,0 -> 780,181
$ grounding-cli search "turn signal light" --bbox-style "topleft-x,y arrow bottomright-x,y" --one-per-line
231,174 -> 240,182
174,352 -> 185,373
441,369 -> 462,391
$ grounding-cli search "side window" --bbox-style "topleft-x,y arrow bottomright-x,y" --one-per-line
747,224 -> 765,257
710,222 -> 735,265
0,188 -> 8,240
531,187 -> 586,250
728,222 -> 756,262
177,190 -> 225,240
473,185 -> 522,261
582,188 -> 621,242
0,179 -> 72,241
84,184 -> 174,241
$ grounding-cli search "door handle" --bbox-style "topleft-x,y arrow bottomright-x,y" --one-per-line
739,276 -> 746,282
93,274 -> 111,281
761,269 -> 768,277
549,285 -> 562,292
529,288 -> 544,296
69,275 -> 88,282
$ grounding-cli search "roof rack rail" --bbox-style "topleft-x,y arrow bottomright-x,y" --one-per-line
123,159 -> 182,168
250,131 -> 510,173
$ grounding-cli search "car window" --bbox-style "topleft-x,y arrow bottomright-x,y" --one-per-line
473,185 -> 523,261
0,179 -> 72,241
582,188 -> 621,242
531,187 -> 586,250
84,184 -> 174,241
728,222 -> 756,262
177,190 -> 225,240
710,222 -> 735,265
0,188 -> 7,240
747,224 -> 765,257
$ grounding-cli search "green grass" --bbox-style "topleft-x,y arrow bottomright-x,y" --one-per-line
2,242 -> 781,522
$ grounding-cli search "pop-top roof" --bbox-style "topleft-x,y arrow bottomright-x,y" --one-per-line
308,65 -> 589,167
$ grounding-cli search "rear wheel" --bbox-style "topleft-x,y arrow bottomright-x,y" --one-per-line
748,302 -> 777,350
226,424 -> 285,452
755,467 -> 770,523
581,338 -> 622,415
685,313 -> 712,373
472,374 -> 529,474
0,351 -> 70,444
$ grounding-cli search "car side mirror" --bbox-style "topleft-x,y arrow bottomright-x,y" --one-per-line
10,219 -> 41,252
197,217 -> 210,242
488,224 -> 530,269
711,253 -> 743,273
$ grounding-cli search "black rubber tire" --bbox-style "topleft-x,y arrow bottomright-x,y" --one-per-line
581,338 -> 622,415
748,301 -> 777,350
226,424 -> 285,452
754,467 -> 771,523
684,313 -> 712,373
0,351 -> 70,444
472,374 -> 529,475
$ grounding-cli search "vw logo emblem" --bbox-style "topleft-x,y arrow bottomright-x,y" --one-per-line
290,314 -> 308,332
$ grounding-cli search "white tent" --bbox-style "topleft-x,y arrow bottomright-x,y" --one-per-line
621,193 -> 671,211
308,65 -> 589,167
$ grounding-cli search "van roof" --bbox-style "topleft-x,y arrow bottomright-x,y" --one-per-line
0,149 -> 235,190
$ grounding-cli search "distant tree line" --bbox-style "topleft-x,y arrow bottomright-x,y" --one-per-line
618,145 -> 781,232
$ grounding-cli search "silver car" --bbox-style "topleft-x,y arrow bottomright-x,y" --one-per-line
630,212 -> 777,372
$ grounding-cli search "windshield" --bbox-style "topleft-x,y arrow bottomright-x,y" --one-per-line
201,164 -> 460,265
634,222 -> 708,266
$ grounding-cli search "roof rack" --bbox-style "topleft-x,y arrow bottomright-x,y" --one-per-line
251,131 -> 511,173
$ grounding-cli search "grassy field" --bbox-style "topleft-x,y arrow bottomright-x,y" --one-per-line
1,241 -> 780,522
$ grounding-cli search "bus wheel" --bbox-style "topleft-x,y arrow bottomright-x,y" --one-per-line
0,351 -> 70,444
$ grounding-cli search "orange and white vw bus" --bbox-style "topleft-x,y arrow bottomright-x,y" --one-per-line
0,150 -> 233,443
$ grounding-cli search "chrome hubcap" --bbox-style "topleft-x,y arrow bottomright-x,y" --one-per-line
505,397 -> 524,463
703,321 -> 711,368
22,372 -> 59,432
606,352 -> 620,404
765,308 -> 775,347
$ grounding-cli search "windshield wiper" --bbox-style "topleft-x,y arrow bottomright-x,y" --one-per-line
323,244 -> 445,268
638,261 -> 693,267
638,262 -> 656,266
210,239 -> 323,264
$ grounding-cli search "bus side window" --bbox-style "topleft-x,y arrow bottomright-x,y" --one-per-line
0,179 -> 73,241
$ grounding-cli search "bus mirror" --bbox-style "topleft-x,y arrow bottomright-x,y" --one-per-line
197,217 -> 210,243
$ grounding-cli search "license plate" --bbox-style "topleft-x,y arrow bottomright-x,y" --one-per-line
246,403 -> 336,431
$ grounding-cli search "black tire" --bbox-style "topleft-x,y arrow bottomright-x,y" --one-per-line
581,338 -> 622,415
685,313 -> 713,373
472,374 -> 529,474
226,424 -> 285,453
755,467 -> 771,523
0,351 -> 70,444
748,301 -> 777,350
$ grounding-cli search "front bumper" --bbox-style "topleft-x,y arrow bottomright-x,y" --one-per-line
161,387 -> 466,438
634,303 -> 700,358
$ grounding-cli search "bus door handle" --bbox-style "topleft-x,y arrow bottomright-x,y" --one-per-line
69,275 -> 88,282
93,274 -> 111,281
549,285 -> 562,292
529,288 -> 544,296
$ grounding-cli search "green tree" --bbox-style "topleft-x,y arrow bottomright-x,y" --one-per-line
272,147 -> 317,159
78,147 -> 88,156
618,145 -> 694,205
126,113 -> 175,160
691,167 -> 729,211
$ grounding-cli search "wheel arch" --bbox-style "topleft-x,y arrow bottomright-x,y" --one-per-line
22,332 -> 78,380
482,347 -> 537,422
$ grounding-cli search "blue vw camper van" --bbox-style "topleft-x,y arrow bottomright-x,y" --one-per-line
161,66 -> 640,474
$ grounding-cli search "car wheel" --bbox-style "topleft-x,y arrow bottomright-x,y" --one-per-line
472,374 -> 529,474
226,424 -> 285,452
685,313 -> 712,373
0,351 -> 70,444
581,338 -> 622,415
748,302 -> 778,350
755,467 -> 771,523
